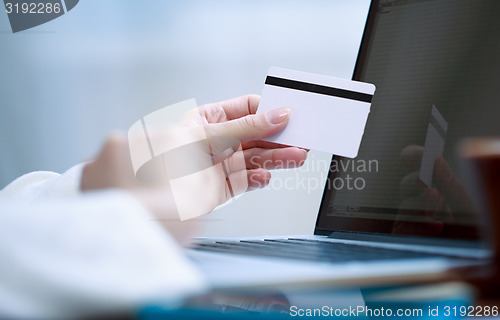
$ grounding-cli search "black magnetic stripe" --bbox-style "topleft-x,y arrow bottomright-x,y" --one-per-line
430,115 -> 447,138
265,76 -> 373,103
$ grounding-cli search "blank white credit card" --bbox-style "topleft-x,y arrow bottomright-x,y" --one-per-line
258,67 -> 376,158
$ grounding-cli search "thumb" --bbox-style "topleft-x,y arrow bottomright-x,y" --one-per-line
205,107 -> 291,153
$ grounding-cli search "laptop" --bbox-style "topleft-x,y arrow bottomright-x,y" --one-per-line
188,0 -> 499,290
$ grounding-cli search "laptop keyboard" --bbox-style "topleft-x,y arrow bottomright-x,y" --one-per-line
190,238 -> 441,263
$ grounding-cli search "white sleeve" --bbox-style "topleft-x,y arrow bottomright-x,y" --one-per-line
0,163 -> 85,200
0,191 -> 207,319
0,169 -> 207,319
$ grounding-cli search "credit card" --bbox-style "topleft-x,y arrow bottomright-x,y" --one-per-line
258,67 -> 376,158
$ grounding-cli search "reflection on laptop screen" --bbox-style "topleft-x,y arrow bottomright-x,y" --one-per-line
317,0 -> 500,240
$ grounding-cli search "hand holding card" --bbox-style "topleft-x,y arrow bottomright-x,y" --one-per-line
258,67 -> 376,158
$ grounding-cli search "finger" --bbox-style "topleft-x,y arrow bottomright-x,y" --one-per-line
399,171 -> 427,198
247,168 -> 271,191
244,147 -> 308,170
211,145 -> 238,165
225,169 -> 248,197
199,95 -> 260,121
82,132 -> 136,190
208,135 -> 241,157
241,140 -> 309,152
434,156 -> 476,216
218,147 -> 307,173
400,145 -> 424,173
422,188 -> 446,213
219,145 -> 247,175
205,107 -> 291,151
225,168 -> 271,197
241,140 -> 292,150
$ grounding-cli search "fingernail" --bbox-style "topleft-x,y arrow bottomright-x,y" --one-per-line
266,107 -> 290,124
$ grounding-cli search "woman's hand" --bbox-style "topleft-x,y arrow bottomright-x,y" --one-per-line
81,95 -> 307,243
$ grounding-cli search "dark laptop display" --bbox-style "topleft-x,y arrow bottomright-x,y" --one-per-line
316,0 -> 500,242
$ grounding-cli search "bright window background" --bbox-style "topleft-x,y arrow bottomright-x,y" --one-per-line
0,0 -> 370,236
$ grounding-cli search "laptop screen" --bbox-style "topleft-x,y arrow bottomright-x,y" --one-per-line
316,0 -> 500,241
